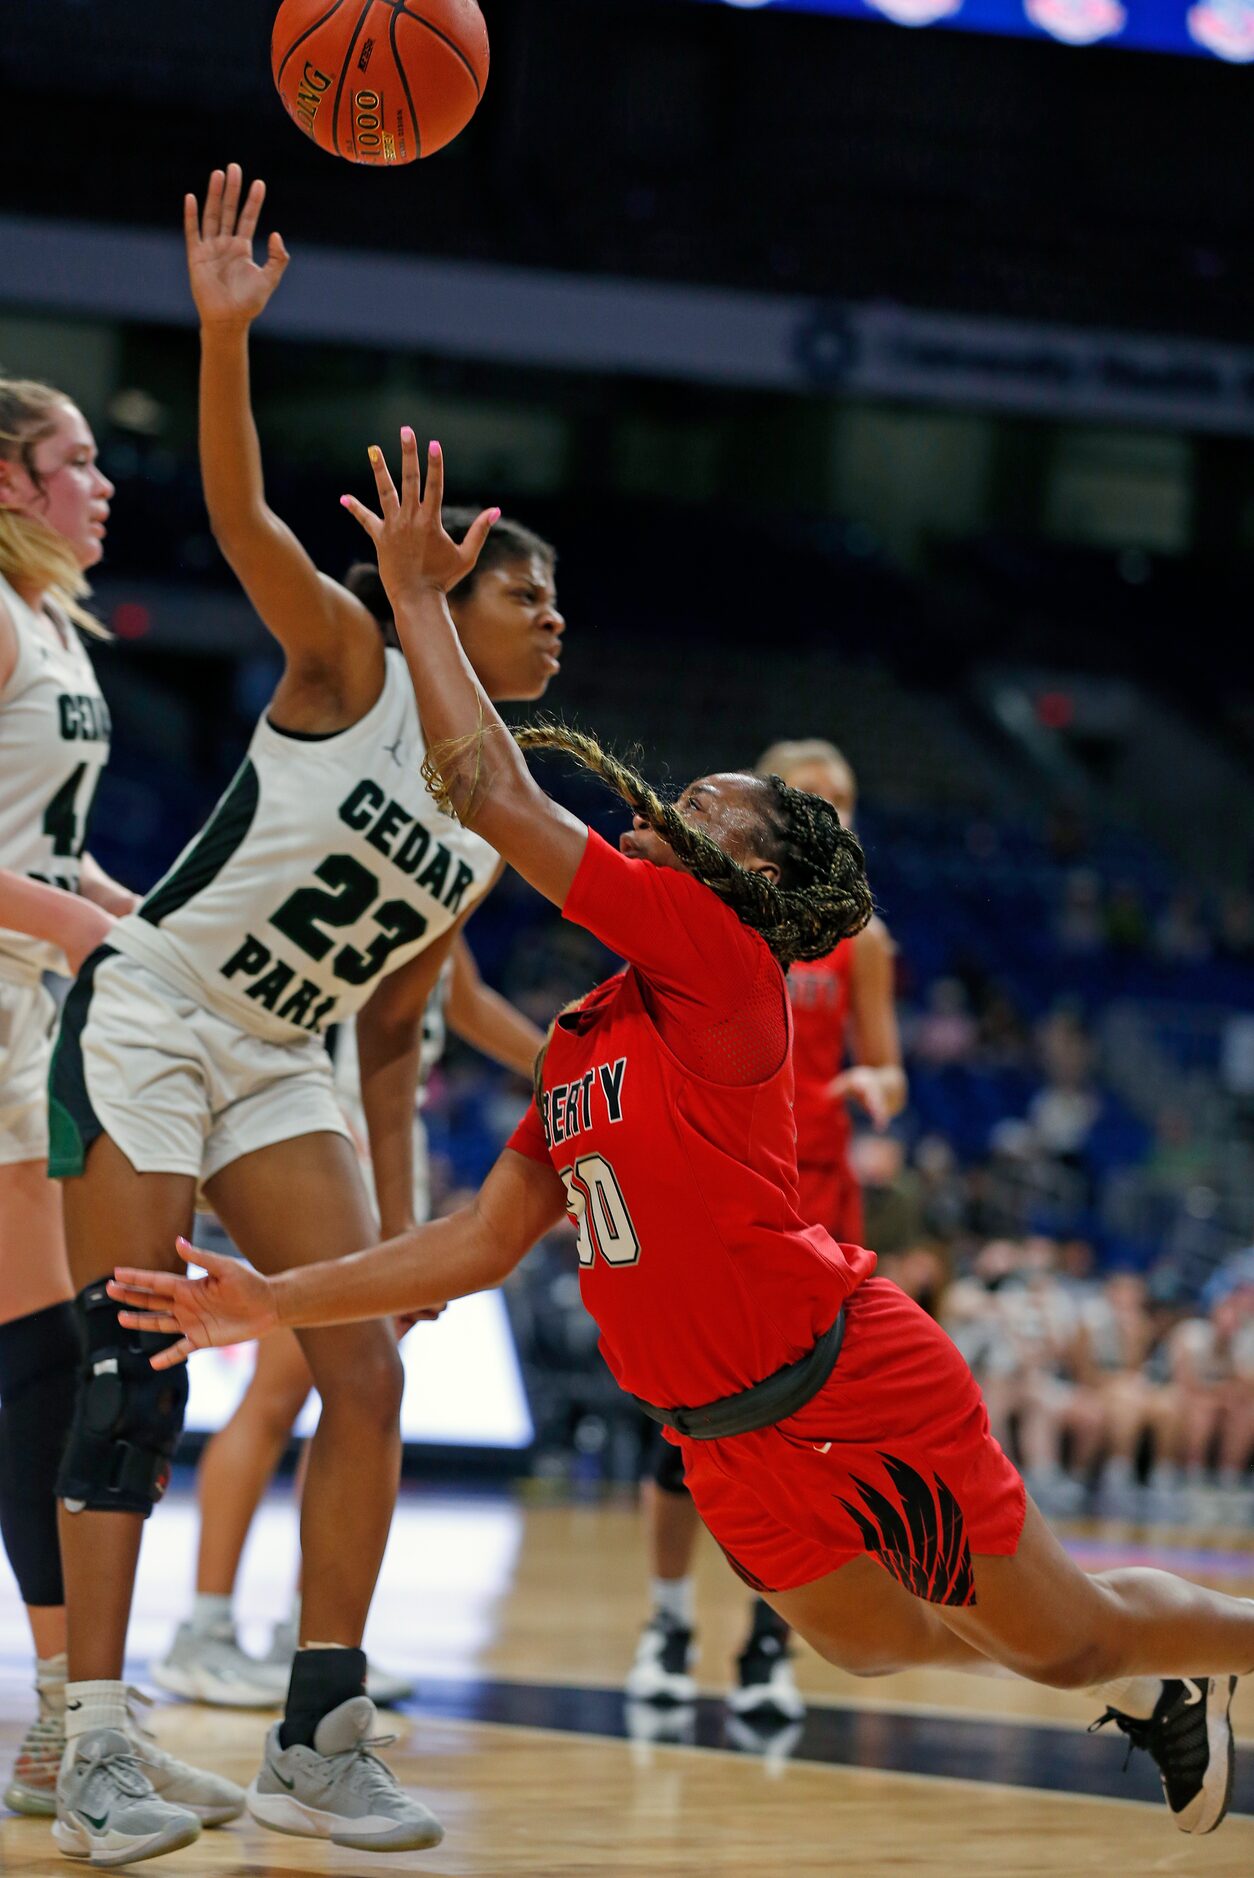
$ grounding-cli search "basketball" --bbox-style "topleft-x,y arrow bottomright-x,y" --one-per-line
271,0 -> 489,165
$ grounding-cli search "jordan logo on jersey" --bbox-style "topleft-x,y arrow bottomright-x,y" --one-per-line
541,1056 -> 627,1149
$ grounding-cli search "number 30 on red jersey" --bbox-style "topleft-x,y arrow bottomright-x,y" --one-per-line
559,1155 -> 641,1268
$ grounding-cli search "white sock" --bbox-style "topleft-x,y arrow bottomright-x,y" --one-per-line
191,1593 -> 234,1638
36,1653 -> 67,1718
651,1576 -> 695,1628
65,1680 -> 129,1741
1090,1675 -> 1161,1719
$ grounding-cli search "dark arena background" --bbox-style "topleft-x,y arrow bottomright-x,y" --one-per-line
1,2 -> 1251,1871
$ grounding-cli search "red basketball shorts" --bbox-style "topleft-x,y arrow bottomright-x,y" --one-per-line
677,1277 -> 1026,1606
796,1156 -> 864,1244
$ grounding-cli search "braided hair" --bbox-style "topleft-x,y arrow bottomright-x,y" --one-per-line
508,722 -> 873,967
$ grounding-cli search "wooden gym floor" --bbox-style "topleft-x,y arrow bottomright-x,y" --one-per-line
1,1486 -> 1250,1875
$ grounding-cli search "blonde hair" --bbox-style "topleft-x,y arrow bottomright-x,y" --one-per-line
0,377 -> 106,639
755,737 -> 856,791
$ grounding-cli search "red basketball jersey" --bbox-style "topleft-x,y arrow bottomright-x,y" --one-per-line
509,831 -> 874,1409
788,939 -> 856,1166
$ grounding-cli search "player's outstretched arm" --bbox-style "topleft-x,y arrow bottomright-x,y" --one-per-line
830,915 -> 907,1128
0,870 -> 116,974
447,933 -> 546,1078
342,431 -> 588,909
189,164 -> 381,695
110,1147 -> 567,1369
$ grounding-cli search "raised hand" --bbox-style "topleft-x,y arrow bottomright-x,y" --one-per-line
107,1238 -> 279,1370
340,430 -> 498,604
185,163 -> 290,330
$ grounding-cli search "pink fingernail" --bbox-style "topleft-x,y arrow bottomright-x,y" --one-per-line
488,507 -> 501,522
429,440 -> 441,457
401,426 -> 415,442
339,495 -> 351,508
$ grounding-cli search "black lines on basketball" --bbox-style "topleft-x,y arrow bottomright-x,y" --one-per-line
274,0 -> 351,89
331,0 -> 377,160
389,7 -> 422,162
399,7 -> 483,96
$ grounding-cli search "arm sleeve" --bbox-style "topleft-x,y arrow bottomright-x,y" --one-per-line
506,1100 -> 551,1167
561,828 -> 763,1014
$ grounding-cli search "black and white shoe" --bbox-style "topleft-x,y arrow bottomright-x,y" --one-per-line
624,1618 -> 697,1705
727,1631 -> 805,1723
1090,1676 -> 1237,1834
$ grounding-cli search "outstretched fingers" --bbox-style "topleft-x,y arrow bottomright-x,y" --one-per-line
201,167 -> 225,241
109,1268 -> 180,1301
420,435 -> 442,517
236,174 -> 267,245
219,161 -> 244,238
399,426 -> 423,509
340,492 -> 382,540
116,1308 -> 182,1336
183,191 -> 202,259
461,505 -> 501,567
148,1338 -> 195,1371
368,443 -> 400,516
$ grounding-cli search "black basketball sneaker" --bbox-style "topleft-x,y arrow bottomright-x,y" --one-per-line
727,1629 -> 805,1723
1090,1676 -> 1237,1834
624,1617 -> 696,1705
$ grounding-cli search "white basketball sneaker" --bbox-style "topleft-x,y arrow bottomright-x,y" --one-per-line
53,1727 -> 201,1868
246,1695 -> 443,1851
150,1622 -> 284,1709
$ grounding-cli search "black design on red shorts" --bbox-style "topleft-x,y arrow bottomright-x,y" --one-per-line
716,1540 -> 773,1594
837,1453 -> 976,1607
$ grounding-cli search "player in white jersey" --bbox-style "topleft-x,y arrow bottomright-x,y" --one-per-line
41,166 -> 564,1865
0,377 -> 143,1819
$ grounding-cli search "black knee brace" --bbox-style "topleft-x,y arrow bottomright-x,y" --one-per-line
57,1282 -> 188,1517
653,1433 -> 690,1497
0,1300 -> 79,1605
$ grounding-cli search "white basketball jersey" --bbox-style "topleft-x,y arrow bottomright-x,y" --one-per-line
110,650 -> 496,1040
0,568 -> 111,982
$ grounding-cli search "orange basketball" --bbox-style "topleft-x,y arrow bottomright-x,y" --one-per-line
271,0 -> 489,166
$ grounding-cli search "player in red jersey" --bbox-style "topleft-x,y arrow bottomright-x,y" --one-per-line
626,738 -> 907,1726
112,435 -> 1252,1841
757,737 -> 906,1245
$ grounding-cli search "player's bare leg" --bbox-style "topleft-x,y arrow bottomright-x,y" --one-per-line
206,1131 -> 441,1852
152,1330 -> 313,1709
767,1552 -> 997,1677
58,1140 -> 196,1683
936,1497 -> 1253,1833
54,1137 -> 243,1859
195,1331 -> 312,1598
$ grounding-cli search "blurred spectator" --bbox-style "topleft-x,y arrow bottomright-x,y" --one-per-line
1056,868 -> 1104,954
1025,1010 -> 1102,1180
976,987 -> 1032,1068
1104,880 -> 1148,954
1155,890 -> 1212,964
912,977 -> 978,1067
851,1133 -> 925,1256
1217,890 -> 1254,964
1075,1272 -> 1177,1517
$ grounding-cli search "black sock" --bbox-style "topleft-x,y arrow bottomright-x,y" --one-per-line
747,1597 -> 789,1648
279,1646 -> 367,1750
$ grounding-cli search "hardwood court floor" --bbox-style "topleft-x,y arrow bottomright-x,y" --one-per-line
2,1489 -> 1251,1875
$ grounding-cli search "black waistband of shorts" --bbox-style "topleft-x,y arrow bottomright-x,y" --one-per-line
632,1307 -> 846,1441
